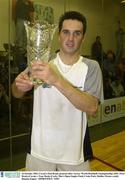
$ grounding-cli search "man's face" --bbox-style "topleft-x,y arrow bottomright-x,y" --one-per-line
59,19 -> 84,55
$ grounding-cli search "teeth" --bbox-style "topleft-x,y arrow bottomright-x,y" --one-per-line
67,44 -> 73,47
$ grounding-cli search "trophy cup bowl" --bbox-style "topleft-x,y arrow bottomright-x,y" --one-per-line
24,20 -> 57,85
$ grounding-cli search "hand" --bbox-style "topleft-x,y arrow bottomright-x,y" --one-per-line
15,68 -> 33,92
31,61 -> 61,86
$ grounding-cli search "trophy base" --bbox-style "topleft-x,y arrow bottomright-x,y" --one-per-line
30,77 -> 43,85
30,76 -> 51,88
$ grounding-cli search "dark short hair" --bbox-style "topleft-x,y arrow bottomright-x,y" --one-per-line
58,11 -> 87,35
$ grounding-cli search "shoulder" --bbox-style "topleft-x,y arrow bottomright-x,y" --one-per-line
81,56 -> 100,69
81,56 -> 102,80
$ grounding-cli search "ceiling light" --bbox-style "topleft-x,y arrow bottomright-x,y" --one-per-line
121,0 -> 125,3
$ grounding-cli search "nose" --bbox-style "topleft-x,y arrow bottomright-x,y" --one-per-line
68,33 -> 74,41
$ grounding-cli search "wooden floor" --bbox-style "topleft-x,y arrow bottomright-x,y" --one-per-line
90,130 -> 125,171
19,130 -> 125,171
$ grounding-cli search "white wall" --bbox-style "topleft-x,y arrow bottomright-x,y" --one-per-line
0,0 -> 125,56
79,0 -> 125,56
0,0 -> 10,50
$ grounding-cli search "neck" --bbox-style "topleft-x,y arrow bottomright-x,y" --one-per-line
59,50 -> 80,65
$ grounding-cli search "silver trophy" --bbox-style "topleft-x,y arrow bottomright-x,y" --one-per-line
24,20 -> 57,85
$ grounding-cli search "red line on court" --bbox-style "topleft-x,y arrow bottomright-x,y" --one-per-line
93,156 -> 123,171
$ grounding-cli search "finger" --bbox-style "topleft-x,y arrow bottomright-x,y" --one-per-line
18,71 -> 30,80
31,61 -> 47,67
31,65 -> 45,72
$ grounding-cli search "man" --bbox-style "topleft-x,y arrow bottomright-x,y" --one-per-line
14,0 -> 34,72
91,36 -> 103,67
12,11 -> 103,171
115,21 -> 125,63
15,0 -> 34,52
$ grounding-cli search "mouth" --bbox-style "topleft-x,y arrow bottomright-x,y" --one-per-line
66,43 -> 74,48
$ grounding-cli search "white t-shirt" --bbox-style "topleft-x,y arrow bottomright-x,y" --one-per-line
30,53 -> 103,165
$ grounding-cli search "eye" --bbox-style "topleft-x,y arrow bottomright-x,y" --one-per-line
74,31 -> 82,36
62,30 -> 69,35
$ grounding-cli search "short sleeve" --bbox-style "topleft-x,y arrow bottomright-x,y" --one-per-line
84,59 -> 104,102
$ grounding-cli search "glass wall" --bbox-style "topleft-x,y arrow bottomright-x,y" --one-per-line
0,0 -> 125,170
0,0 -> 33,170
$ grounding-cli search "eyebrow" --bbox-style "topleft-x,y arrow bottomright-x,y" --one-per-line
62,29 -> 83,33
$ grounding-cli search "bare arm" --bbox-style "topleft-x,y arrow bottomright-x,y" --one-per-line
54,77 -> 99,115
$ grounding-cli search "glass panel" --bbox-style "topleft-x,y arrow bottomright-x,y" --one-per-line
0,140 -> 11,170
11,92 -> 33,135
0,0 -> 10,170
11,135 -> 30,170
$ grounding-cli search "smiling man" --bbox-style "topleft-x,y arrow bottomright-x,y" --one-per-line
12,11 -> 103,171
